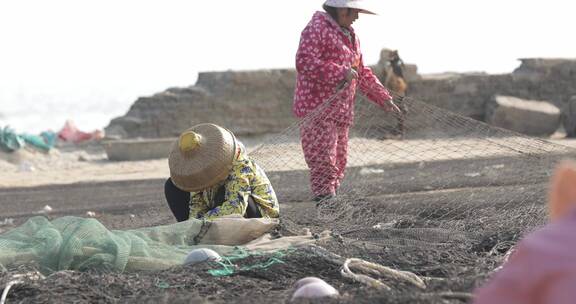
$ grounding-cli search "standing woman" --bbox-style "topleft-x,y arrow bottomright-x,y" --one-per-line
294,0 -> 401,202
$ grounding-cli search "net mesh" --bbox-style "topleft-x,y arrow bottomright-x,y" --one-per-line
0,216 -> 279,274
250,81 -> 576,277
1,78 -> 575,296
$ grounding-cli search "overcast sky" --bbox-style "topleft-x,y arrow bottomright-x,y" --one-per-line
0,0 -> 574,132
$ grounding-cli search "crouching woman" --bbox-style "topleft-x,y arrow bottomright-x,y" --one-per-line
164,123 -> 279,221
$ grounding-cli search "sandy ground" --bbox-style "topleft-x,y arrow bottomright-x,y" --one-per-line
0,153 -> 555,304
1,137 -> 574,189
0,136 -> 575,303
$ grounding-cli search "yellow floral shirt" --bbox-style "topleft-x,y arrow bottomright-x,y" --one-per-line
189,142 -> 279,220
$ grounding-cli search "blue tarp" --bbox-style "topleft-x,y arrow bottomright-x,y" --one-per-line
0,126 -> 57,153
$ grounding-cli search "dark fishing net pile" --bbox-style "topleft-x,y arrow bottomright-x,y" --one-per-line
248,87 -> 576,300
2,87 -> 576,303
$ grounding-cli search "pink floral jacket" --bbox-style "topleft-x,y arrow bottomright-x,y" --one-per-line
293,11 -> 393,125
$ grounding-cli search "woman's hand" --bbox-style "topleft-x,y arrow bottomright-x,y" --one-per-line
387,99 -> 402,114
345,67 -> 359,83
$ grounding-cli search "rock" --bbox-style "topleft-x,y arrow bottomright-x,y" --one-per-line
105,116 -> 145,139
410,59 -> 576,122
486,95 -> 561,136
511,58 -> 576,102
410,73 -> 508,120
103,138 -> 176,161
105,53 -> 576,139
562,96 -> 576,138
513,58 -> 575,82
106,70 -> 296,139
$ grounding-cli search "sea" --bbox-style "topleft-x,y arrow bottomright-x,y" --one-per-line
0,81 -> 196,135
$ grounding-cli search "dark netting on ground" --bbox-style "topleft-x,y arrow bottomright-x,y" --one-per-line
249,83 -> 576,296
2,84 -> 576,303
1,250 -> 484,303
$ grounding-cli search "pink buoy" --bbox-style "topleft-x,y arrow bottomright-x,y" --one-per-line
293,277 -> 328,290
292,281 -> 339,300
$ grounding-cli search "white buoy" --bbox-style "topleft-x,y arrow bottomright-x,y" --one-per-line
292,281 -> 339,301
184,248 -> 222,266
293,277 -> 328,290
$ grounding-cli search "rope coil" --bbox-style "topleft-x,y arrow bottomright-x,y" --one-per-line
341,258 -> 426,291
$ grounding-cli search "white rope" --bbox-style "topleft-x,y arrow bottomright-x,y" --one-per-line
0,272 -> 44,304
341,258 -> 426,291
0,280 -> 21,304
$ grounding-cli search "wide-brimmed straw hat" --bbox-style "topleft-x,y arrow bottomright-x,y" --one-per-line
324,0 -> 378,15
169,124 -> 237,192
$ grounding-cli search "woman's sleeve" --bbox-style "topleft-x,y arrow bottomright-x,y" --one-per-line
251,164 -> 280,218
296,25 -> 348,86
203,163 -> 253,220
357,53 -> 394,109
189,192 -> 209,219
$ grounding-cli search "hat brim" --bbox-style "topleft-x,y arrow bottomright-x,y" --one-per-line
358,9 -> 376,15
349,5 -> 377,15
324,1 -> 378,15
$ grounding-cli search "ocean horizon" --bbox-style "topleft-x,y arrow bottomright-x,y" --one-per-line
0,77 -> 200,135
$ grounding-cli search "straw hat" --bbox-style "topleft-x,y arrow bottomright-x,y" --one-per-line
169,124 -> 237,192
549,160 -> 576,221
324,0 -> 377,15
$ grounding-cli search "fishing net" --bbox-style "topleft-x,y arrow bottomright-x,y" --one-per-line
249,79 -> 576,279
2,75 -> 576,302
0,216 -> 290,274
207,247 -> 294,277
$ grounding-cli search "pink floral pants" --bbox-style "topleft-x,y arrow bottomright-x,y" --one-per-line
300,118 -> 350,197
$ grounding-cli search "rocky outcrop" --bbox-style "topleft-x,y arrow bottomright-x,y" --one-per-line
510,59 -> 576,104
562,96 -> 576,137
106,53 -> 576,139
408,58 -> 576,124
103,138 -> 176,161
106,70 -> 296,138
486,95 -> 561,136
408,73 -> 511,121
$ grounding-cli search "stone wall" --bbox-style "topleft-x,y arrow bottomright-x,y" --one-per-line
409,58 -> 576,122
105,54 -> 576,138
106,70 -> 296,138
